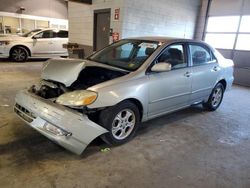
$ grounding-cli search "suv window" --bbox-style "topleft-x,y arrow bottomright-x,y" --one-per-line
34,30 -> 55,39
57,30 -> 68,38
157,44 -> 186,70
189,44 -> 212,66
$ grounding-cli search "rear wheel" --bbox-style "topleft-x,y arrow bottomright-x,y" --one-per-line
99,101 -> 140,145
203,83 -> 224,111
10,47 -> 28,62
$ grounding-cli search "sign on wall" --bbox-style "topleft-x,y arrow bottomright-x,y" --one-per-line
112,32 -> 119,42
114,8 -> 120,21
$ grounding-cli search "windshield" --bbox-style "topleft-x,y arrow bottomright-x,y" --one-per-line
21,29 -> 42,37
88,39 -> 159,71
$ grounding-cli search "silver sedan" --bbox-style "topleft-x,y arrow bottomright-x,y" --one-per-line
14,37 -> 234,155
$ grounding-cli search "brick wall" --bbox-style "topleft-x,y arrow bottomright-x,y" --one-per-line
122,0 -> 201,39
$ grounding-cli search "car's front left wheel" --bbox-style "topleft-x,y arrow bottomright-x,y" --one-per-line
99,101 -> 140,145
10,47 -> 28,62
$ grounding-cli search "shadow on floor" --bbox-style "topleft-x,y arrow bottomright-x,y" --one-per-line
0,105 -> 206,162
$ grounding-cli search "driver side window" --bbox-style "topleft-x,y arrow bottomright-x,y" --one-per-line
157,44 -> 186,70
34,30 -> 54,39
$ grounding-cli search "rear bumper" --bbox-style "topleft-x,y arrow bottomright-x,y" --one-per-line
14,90 -> 108,155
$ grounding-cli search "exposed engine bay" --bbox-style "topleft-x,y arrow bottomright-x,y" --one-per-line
30,66 -> 127,99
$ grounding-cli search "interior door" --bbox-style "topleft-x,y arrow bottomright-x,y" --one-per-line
188,44 -> 220,103
32,30 -> 54,55
94,9 -> 111,51
148,44 -> 192,118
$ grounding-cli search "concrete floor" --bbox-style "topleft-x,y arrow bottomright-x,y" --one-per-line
0,59 -> 250,188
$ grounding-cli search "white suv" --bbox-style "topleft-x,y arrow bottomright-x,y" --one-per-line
0,29 -> 68,62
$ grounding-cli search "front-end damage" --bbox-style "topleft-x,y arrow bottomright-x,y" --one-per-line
15,90 -> 108,155
14,58 -> 128,154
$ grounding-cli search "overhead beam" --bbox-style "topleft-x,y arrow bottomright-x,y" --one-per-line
69,0 -> 92,5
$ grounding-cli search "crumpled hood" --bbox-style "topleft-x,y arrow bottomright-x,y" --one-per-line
41,58 -> 128,87
41,59 -> 86,87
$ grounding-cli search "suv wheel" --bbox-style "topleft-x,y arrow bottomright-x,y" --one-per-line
11,47 -> 28,62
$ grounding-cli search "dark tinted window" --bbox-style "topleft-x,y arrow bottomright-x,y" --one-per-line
57,30 -> 68,38
157,44 -> 187,70
189,44 -> 212,66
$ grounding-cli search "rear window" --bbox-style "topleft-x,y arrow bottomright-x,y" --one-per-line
57,30 -> 68,38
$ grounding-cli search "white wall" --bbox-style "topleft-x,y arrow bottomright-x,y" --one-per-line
122,0 -> 201,39
68,0 -> 124,47
68,0 -> 201,52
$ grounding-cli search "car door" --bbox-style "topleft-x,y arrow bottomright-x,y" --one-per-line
147,43 -> 192,118
32,30 -> 55,55
52,30 -> 68,55
188,43 -> 220,103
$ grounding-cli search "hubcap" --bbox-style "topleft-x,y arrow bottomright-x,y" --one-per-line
211,87 -> 222,107
12,49 -> 26,61
111,109 -> 136,140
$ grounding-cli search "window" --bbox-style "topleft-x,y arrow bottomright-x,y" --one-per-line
0,16 -> 3,34
236,16 -> 250,51
205,16 -> 239,50
34,30 -> 54,38
189,45 -> 212,66
206,16 -> 240,32
239,16 -> 250,32
157,44 -> 186,69
89,39 -> 159,71
3,16 -> 19,34
205,15 -> 250,51
236,34 -> 250,51
57,30 -> 68,38
205,34 -> 236,49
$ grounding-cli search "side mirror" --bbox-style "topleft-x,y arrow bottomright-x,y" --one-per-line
32,36 -> 38,39
151,62 -> 172,72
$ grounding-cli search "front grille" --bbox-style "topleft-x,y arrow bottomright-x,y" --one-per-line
14,103 -> 36,123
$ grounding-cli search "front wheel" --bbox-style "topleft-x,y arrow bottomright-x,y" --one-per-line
203,83 -> 225,111
10,47 -> 28,62
99,101 -> 140,145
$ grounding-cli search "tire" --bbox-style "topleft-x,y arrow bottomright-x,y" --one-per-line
203,83 -> 225,111
10,47 -> 28,62
99,101 -> 140,146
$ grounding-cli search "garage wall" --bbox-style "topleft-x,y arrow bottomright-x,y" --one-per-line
122,0 -> 201,39
69,0 -> 201,55
68,0 -> 124,54
0,0 -> 68,19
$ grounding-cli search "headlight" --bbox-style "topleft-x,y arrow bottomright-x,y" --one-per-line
0,41 -> 10,46
56,90 -> 97,107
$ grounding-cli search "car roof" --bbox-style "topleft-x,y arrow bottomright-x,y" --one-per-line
126,36 -> 203,44
38,28 -> 68,32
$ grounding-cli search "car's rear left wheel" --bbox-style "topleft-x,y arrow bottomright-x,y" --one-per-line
203,83 -> 225,111
99,101 -> 140,145
11,47 -> 28,62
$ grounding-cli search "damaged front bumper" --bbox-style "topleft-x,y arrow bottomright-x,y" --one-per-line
14,90 -> 108,155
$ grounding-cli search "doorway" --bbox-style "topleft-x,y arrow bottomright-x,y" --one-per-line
93,9 -> 111,51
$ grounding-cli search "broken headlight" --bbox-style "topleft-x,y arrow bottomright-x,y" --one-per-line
56,90 -> 97,107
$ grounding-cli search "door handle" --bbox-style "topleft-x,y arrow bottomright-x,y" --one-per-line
213,66 -> 219,71
184,71 -> 192,77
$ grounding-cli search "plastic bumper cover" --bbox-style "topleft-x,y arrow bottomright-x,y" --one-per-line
14,90 -> 108,155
